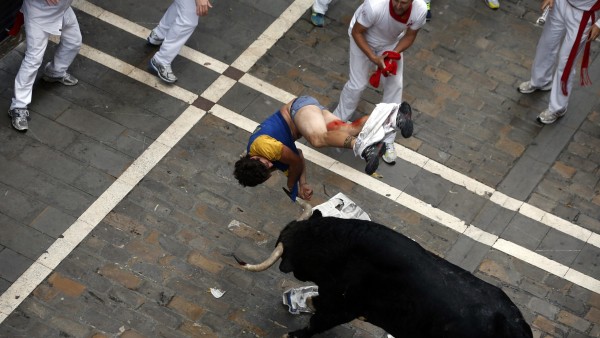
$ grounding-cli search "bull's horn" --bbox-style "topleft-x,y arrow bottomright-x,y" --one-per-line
296,198 -> 313,221
235,242 -> 284,271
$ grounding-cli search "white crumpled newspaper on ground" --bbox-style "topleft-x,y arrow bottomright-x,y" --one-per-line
312,192 -> 371,221
282,193 -> 370,315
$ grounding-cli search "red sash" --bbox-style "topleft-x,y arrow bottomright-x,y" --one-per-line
561,0 -> 600,95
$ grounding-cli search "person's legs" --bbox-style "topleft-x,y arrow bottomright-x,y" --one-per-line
11,22 -> 49,110
333,39 -> 371,121
44,8 -> 81,82
322,110 -> 367,136
295,105 -> 356,149
153,0 -> 199,65
547,3 -> 588,114
150,0 -> 199,83
380,57 -> 404,164
154,1 -> 179,39
529,2 -> 565,89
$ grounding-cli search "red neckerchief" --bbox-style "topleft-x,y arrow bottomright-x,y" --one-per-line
561,0 -> 600,95
389,0 -> 412,24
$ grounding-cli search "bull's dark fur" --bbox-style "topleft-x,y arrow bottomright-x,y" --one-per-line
275,212 -> 533,338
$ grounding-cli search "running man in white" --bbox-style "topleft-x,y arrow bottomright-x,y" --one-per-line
518,0 -> 600,124
9,0 -> 82,132
147,0 -> 212,84
333,0 -> 426,165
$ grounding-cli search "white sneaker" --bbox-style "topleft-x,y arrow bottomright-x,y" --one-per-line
382,142 -> 397,164
147,30 -> 164,46
537,108 -> 566,124
517,81 -> 552,94
149,57 -> 177,84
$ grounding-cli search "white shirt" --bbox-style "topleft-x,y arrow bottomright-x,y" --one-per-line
349,0 -> 427,50
22,0 -> 74,35
566,0 -> 600,11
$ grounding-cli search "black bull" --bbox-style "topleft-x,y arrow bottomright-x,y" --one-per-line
237,211 -> 533,338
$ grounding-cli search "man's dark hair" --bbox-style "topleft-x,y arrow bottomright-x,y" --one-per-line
234,155 -> 271,187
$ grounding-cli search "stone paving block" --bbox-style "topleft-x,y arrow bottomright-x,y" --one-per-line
64,134 -> 133,178
437,183 -> 487,224
26,88 -> 72,121
29,206 -> 76,239
0,213 -> 54,261
0,125 -> 36,160
402,168 -> 454,207
444,235 -> 491,273
572,243 -> 600,281
16,113 -> 79,152
502,213 -> 550,252
0,182 -> 47,225
538,228 -> 586,267
0,248 -> 32,283
17,142 -> 89,185
557,310 -> 592,333
56,105 -> 126,143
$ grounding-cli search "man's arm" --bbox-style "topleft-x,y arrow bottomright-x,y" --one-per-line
279,145 -> 304,191
351,22 -> 386,70
392,28 -> 420,54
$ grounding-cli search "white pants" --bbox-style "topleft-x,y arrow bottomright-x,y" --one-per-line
529,0 -> 591,113
334,39 -> 403,143
312,0 -> 333,15
153,0 -> 199,65
11,7 -> 81,109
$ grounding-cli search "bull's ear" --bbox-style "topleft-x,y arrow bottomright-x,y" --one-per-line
309,210 -> 323,219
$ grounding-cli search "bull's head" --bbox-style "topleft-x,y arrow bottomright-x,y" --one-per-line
234,198 -> 312,272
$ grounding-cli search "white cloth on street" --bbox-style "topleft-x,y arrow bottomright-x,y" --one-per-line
11,0 -> 81,110
153,0 -> 200,65
353,103 -> 399,159
529,0 -> 599,113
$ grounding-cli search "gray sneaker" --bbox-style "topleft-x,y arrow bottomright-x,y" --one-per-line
537,108 -> 566,124
8,108 -> 30,131
517,81 -> 552,94
147,30 -> 164,46
382,142 -> 397,165
42,72 -> 78,86
149,57 -> 177,84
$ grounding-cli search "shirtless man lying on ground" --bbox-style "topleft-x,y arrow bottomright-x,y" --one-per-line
233,95 -> 412,200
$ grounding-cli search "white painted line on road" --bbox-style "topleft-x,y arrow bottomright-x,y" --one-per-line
231,0 -> 313,72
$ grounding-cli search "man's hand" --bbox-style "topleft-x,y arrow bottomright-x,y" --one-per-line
588,23 -> 600,41
299,183 -> 313,201
541,0 -> 553,11
46,0 -> 60,5
196,0 -> 212,16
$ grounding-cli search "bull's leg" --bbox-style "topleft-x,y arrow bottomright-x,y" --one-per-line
287,297 -> 357,338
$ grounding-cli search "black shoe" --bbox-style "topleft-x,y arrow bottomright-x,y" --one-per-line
362,142 -> 384,175
397,101 -> 413,138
